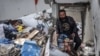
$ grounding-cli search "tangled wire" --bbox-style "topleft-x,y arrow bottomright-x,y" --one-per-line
0,44 -> 21,56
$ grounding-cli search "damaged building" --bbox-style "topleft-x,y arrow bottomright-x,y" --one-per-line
0,0 -> 100,56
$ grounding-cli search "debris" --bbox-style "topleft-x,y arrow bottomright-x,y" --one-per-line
50,48 -> 69,56
21,40 -> 41,56
79,41 -> 95,56
27,29 -> 39,39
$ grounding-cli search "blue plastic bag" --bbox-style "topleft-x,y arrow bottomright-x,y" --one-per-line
0,38 -> 13,44
58,34 -> 68,49
21,40 -> 41,56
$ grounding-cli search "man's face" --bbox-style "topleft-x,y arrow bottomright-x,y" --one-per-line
59,12 -> 66,19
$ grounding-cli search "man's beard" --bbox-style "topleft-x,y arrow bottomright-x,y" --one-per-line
60,17 -> 66,21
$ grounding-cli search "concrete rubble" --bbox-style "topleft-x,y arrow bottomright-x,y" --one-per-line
0,9 -> 52,56
0,8 -> 95,56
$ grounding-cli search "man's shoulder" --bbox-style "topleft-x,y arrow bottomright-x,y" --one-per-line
66,16 -> 74,21
66,16 -> 75,23
66,16 -> 73,19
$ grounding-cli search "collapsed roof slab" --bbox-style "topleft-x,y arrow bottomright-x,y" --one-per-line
55,0 -> 89,3
44,0 -> 89,4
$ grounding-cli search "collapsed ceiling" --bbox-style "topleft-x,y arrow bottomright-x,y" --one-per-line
55,0 -> 89,3
44,0 -> 89,4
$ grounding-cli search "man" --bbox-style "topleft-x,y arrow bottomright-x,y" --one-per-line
56,10 -> 81,51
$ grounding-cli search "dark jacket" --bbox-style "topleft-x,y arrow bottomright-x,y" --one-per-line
56,16 -> 78,35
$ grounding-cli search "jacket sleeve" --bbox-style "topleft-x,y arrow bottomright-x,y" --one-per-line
69,16 -> 78,33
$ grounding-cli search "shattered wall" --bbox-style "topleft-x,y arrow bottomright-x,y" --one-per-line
90,0 -> 100,56
0,0 -> 50,20
55,0 -> 89,3
83,7 -> 94,43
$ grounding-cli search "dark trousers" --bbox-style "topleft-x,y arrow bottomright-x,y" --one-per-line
58,33 -> 81,51
73,33 -> 82,51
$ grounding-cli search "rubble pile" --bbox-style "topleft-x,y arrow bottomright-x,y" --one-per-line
0,44 -> 21,56
0,9 -> 53,56
79,40 -> 95,56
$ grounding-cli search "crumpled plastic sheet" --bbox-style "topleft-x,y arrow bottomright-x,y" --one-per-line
79,41 -> 95,56
21,40 -> 41,56
50,47 -> 69,56
8,47 -> 21,56
0,44 -> 21,56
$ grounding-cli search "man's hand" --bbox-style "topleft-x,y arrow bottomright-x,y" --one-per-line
69,39 -> 73,42
71,33 -> 75,38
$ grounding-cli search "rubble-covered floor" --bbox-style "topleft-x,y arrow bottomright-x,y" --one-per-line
0,8 -> 95,56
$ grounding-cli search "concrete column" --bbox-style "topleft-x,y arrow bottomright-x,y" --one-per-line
83,7 -> 94,43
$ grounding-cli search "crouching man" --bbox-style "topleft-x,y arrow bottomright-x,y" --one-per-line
56,10 -> 82,53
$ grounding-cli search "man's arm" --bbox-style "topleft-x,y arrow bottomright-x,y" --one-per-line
69,16 -> 78,33
68,16 -> 78,38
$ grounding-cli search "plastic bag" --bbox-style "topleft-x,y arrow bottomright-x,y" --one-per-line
21,40 -> 41,56
0,38 -> 13,44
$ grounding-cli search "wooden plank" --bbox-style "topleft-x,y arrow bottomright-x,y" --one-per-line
44,38 -> 50,56
52,31 -> 58,46
37,36 -> 45,46
27,30 -> 39,39
14,30 -> 39,45
40,45 -> 45,56
14,38 -> 29,45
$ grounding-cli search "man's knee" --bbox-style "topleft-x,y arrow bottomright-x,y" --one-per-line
74,37 -> 81,45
